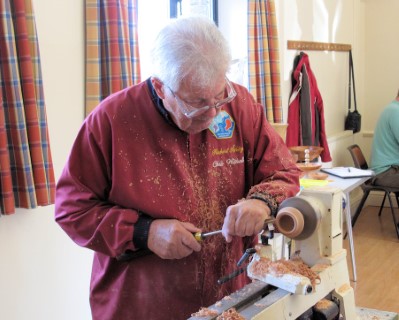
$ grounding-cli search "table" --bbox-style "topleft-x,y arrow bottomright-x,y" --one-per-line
301,175 -> 371,282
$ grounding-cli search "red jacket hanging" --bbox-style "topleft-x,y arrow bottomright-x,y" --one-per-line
286,52 -> 332,162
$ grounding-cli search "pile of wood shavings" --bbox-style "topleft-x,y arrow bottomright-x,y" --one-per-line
191,307 -> 245,319
249,256 -> 320,288
216,308 -> 245,320
191,307 -> 219,317
314,299 -> 334,310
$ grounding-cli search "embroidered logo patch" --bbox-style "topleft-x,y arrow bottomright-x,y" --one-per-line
208,111 -> 235,139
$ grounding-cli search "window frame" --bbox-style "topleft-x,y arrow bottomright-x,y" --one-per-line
169,0 -> 218,25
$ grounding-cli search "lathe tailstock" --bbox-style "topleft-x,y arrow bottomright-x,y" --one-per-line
189,187 -> 357,320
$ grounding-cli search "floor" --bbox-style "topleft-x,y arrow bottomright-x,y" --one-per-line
343,205 -> 399,314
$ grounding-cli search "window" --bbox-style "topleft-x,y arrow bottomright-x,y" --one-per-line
170,0 -> 218,25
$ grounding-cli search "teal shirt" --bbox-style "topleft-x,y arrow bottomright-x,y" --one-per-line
370,100 -> 399,174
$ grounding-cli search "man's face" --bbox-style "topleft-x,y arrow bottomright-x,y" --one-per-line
152,75 -> 229,134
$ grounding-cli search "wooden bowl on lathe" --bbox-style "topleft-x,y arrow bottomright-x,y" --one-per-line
296,163 -> 323,178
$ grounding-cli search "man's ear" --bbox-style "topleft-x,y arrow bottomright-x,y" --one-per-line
151,77 -> 166,99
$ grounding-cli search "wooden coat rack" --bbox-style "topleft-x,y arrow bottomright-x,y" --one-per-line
287,40 -> 351,52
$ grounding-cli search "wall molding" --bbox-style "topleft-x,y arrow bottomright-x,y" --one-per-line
362,130 -> 374,138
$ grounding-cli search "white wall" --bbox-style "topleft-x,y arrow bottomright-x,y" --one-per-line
279,0 -> 358,138
362,0 -> 399,158
0,1 -> 92,320
0,1 -> 397,319
276,0 -> 361,169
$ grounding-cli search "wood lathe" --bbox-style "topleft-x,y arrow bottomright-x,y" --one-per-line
189,187 -> 357,320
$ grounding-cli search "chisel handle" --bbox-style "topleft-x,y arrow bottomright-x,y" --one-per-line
193,230 -> 223,242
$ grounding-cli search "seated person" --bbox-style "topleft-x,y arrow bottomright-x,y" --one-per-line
370,89 -> 399,188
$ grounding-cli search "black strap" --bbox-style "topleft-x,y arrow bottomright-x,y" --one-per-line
348,50 -> 358,112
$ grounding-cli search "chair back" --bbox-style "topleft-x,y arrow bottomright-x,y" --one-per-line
347,144 -> 399,239
347,144 -> 369,170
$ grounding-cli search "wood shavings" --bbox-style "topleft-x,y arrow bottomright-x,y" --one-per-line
248,256 -> 320,288
216,308 -> 245,320
191,307 -> 219,317
314,299 -> 334,310
191,305 -> 245,319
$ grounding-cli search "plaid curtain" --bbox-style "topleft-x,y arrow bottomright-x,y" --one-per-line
247,0 -> 282,122
85,0 -> 141,116
0,0 -> 55,215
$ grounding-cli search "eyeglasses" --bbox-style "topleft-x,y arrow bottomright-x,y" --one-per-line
167,78 -> 237,118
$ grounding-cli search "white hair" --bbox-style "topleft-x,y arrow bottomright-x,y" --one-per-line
150,16 -> 231,91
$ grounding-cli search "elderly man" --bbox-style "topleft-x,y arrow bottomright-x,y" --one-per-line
55,16 -> 300,320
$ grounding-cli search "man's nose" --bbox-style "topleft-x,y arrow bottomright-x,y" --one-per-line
207,105 -> 221,118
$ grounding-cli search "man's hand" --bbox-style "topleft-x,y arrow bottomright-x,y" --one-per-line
222,199 -> 271,243
147,219 -> 202,259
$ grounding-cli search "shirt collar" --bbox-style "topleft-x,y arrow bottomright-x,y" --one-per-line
146,78 -> 177,127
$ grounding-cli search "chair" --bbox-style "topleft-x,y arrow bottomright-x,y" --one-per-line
347,144 -> 399,238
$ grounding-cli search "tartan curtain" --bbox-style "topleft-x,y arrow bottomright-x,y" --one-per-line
0,0 -> 55,215
85,0 -> 141,116
247,0 -> 282,122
